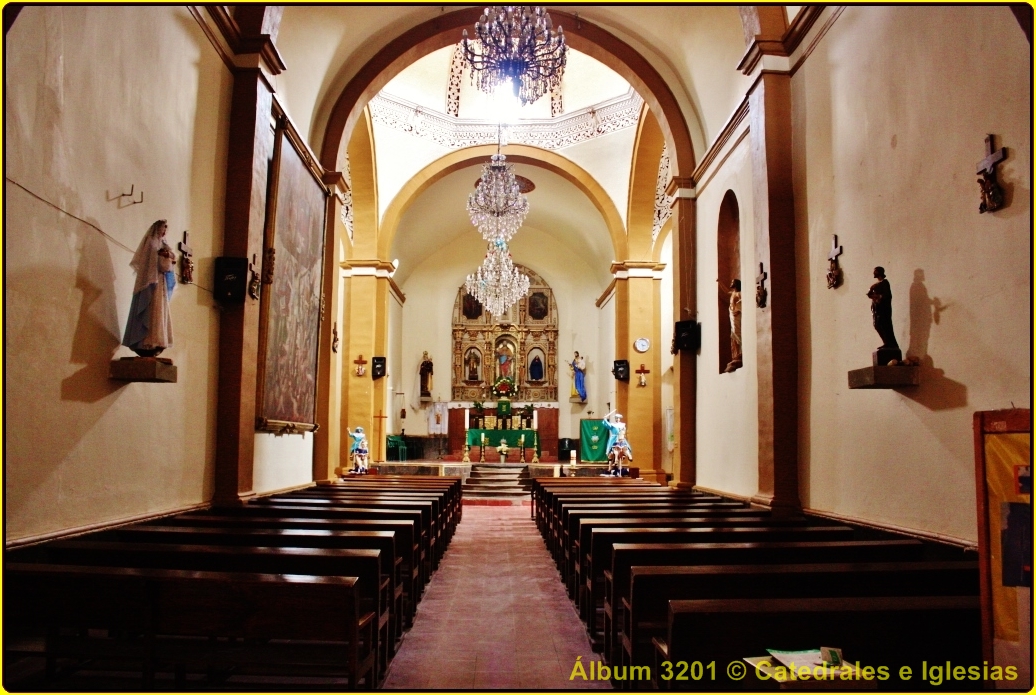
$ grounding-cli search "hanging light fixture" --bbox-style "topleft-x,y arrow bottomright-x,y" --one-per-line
465,240 -> 530,316
462,6 -> 567,106
467,154 -> 529,243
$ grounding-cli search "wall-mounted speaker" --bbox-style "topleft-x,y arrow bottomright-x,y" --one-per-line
371,356 -> 386,380
673,320 -> 701,353
214,257 -> 247,304
612,359 -> 630,382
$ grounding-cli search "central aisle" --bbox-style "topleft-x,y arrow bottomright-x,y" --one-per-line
383,503 -> 612,690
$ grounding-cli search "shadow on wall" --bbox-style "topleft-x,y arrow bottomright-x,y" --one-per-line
903,268 -> 967,410
61,221 -> 124,403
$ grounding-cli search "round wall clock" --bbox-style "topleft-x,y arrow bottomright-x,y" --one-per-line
634,337 -> 650,353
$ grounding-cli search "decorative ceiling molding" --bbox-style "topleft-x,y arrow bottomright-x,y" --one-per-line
652,144 -> 673,242
369,89 -> 643,151
446,46 -> 465,117
550,83 -> 564,118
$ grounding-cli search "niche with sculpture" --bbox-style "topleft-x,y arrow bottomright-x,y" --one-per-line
451,264 -> 558,401
716,190 -> 743,373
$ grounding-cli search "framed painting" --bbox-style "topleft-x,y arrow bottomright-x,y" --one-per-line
973,409 -> 1031,688
255,120 -> 329,434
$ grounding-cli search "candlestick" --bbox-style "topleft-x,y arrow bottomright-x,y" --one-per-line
533,409 -> 538,430
465,408 -> 470,431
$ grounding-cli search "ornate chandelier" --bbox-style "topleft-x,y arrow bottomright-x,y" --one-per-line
465,241 -> 530,316
467,153 -> 529,243
462,6 -> 567,106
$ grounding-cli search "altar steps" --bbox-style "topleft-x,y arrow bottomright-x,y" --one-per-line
462,464 -> 531,497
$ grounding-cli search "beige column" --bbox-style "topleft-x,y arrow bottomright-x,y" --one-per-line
612,262 -> 666,484
667,184 -> 698,489
338,261 -> 393,474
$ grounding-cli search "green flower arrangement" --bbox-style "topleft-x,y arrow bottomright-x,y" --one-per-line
491,376 -> 516,398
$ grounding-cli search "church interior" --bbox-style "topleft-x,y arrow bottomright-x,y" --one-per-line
4,4 -> 1031,691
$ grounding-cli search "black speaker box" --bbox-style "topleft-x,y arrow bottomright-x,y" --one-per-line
673,320 -> 701,353
371,356 -> 386,380
214,257 -> 248,304
612,359 -> 630,381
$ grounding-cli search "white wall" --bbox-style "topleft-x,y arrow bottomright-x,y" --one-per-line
791,6 -> 1030,541
4,6 -> 231,542
693,137 -> 760,498
387,287 -> 405,435
399,225 -> 608,442
253,433 -> 313,494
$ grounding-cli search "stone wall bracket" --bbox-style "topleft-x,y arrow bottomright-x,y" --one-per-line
847,365 -> 921,389
109,357 -> 178,383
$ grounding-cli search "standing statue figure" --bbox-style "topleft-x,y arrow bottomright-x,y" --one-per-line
720,279 -> 743,372
602,410 -> 633,476
529,355 -> 544,382
866,266 -> 901,364
568,351 -> 587,402
123,220 -> 176,357
496,342 -> 513,379
466,349 -> 481,382
348,426 -> 369,474
419,352 -> 434,398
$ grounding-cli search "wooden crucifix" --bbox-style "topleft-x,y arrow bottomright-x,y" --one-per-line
247,253 -> 261,300
177,230 -> 194,284
826,235 -> 844,289
755,262 -> 768,308
635,363 -> 650,387
976,134 -> 1007,213
372,410 -> 389,463
354,354 -> 368,377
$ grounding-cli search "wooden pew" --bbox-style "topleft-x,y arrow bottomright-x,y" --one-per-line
93,525 -> 396,671
288,488 -> 456,542
655,595 -> 981,691
530,478 -> 658,521
604,539 -> 925,671
531,480 -> 662,529
581,525 -> 857,637
6,563 -> 377,690
258,496 -> 441,570
620,560 -> 978,677
150,513 -> 418,632
237,504 -> 432,587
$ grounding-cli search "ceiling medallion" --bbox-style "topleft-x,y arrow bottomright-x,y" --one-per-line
462,6 -> 568,106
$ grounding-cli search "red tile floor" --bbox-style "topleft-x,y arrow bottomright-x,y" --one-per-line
382,503 -> 612,690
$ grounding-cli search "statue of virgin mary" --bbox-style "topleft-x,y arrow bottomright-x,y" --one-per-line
122,220 -> 176,357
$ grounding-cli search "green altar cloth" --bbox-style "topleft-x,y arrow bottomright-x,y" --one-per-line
579,419 -> 610,462
467,428 -> 540,455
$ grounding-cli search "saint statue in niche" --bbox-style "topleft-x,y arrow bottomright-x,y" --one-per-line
465,348 -> 481,382
719,279 -> 743,373
495,340 -> 514,379
529,355 -> 544,382
419,352 -> 434,398
123,219 -> 176,357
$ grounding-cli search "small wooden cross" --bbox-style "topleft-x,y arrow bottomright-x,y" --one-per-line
827,235 -> 844,289
976,134 -> 1007,176
636,363 -> 650,387
177,230 -> 194,284
354,354 -> 368,377
372,410 -> 389,462
756,262 -> 768,308
248,253 -> 261,300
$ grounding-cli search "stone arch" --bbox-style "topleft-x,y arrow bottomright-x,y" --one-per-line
626,106 -> 667,261
378,144 -> 628,260
318,9 -> 695,181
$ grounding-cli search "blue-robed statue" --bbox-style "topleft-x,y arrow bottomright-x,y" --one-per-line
123,220 -> 176,357
348,426 -> 369,474
569,351 -> 587,402
602,410 -> 632,476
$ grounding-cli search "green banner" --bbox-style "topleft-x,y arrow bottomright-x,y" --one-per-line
496,399 -> 512,418
467,428 -> 540,455
580,419 -> 609,462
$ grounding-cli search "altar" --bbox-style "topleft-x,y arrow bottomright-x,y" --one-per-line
466,428 -> 541,456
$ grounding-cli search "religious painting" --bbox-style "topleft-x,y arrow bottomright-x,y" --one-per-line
462,292 -> 483,320
255,125 -> 328,433
528,291 -> 549,320
494,337 -> 516,381
464,347 -> 482,383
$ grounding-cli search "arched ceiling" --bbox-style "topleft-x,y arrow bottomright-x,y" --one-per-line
273,6 -> 751,159
391,162 -> 615,289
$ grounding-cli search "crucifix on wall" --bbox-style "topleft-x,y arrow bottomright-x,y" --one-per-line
354,354 -> 368,377
177,230 -> 194,284
827,235 -> 844,289
635,363 -> 650,387
976,133 -> 1008,214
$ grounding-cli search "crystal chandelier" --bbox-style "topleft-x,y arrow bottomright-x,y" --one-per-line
465,240 -> 530,316
462,6 -> 567,106
467,153 -> 529,243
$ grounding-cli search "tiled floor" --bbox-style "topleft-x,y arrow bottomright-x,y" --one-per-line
382,503 -> 612,690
